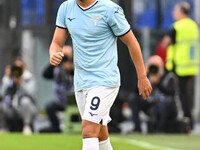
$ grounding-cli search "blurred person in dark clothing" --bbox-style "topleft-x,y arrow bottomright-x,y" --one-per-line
1,60 -> 37,135
130,55 -> 179,133
40,45 -> 74,133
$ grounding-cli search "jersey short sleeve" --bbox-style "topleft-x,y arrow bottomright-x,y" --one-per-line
107,6 -> 130,37
56,2 -> 67,29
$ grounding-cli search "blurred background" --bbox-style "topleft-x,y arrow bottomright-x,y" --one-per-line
0,0 -> 199,135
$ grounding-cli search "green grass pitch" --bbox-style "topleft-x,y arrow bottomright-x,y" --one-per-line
0,133 -> 200,150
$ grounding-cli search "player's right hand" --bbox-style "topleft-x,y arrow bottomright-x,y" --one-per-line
50,52 -> 64,66
138,76 -> 152,100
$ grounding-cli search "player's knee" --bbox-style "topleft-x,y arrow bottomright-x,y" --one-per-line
82,126 -> 99,138
82,129 -> 97,138
82,120 -> 101,138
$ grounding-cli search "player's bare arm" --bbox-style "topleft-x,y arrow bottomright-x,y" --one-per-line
120,30 -> 152,100
49,27 -> 69,66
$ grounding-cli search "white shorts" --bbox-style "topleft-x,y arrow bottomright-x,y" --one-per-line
75,86 -> 119,126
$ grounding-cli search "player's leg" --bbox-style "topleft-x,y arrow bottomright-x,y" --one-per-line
99,125 -> 113,150
82,122 -> 113,150
98,125 -> 108,141
76,91 -> 100,150
76,86 -> 119,150
82,120 -> 101,150
82,120 -> 101,138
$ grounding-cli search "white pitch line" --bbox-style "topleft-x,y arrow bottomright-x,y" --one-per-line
112,137 -> 181,150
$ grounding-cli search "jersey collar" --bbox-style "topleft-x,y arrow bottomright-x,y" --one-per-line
77,0 -> 98,11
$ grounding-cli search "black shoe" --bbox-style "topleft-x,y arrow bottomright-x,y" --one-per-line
39,126 -> 61,133
133,127 -> 141,133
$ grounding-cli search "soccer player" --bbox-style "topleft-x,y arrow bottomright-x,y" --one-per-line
49,0 -> 152,150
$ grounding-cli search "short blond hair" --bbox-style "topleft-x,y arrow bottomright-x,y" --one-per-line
177,1 -> 191,15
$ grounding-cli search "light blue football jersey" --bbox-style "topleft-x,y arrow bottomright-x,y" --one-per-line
56,0 -> 130,91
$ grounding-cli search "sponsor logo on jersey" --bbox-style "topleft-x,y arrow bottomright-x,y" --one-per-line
68,18 -> 76,22
89,112 -> 98,117
114,8 -> 123,15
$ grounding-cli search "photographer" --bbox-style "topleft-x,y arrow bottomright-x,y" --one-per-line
39,46 -> 74,133
147,55 -> 178,132
130,55 -> 179,133
1,60 -> 37,135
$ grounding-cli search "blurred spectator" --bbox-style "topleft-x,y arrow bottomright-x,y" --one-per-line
130,55 -> 182,133
154,39 -> 167,66
1,59 -> 37,135
162,2 -> 199,129
1,59 -> 37,99
0,65 -> 11,129
39,45 -> 74,133
0,65 -> 11,97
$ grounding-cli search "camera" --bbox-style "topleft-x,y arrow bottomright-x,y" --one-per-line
148,65 -> 159,75
11,65 -> 23,78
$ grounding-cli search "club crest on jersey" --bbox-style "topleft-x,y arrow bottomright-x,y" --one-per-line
90,16 -> 102,26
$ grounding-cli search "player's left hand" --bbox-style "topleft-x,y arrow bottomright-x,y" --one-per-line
138,76 -> 152,100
